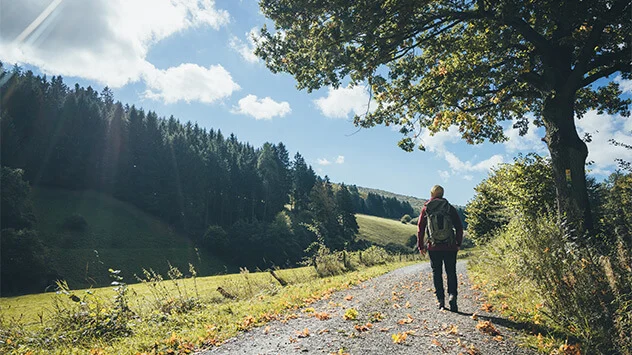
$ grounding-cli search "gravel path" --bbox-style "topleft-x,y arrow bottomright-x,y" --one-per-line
200,261 -> 537,355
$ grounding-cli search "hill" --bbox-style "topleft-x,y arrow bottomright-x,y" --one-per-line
355,213 -> 417,252
31,188 -> 234,290
355,186 -> 427,214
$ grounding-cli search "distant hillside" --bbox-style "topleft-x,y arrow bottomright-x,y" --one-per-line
355,214 -> 417,253
356,186 -> 427,215
31,188 -> 234,290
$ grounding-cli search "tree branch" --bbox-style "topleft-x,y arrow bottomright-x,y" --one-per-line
581,63 -> 630,88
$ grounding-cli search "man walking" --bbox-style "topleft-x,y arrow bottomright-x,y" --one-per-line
417,185 -> 464,312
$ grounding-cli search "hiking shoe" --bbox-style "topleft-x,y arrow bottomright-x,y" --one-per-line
448,294 -> 458,312
438,298 -> 445,310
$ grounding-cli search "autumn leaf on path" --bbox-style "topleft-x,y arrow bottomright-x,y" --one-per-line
343,308 -> 358,320
445,324 -> 458,335
315,312 -> 331,320
397,314 -> 414,325
476,321 -> 501,336
344,295 -> 354,301
431,339 -> 447,353
354,322 -> 373,332
481,303 -> 494,312
392,332 -> 408,344
296,328 -> 310,338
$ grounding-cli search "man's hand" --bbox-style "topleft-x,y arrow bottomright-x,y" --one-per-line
419,247 -> 427,256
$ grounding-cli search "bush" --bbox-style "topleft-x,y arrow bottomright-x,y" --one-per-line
409,217 -> 418,225
359,246 -> 391,266
0,229 -> 56,296
471,213 -> 631,353
62,214 -> 88,231
202,225 -> 229,252
400,214 -> 412,224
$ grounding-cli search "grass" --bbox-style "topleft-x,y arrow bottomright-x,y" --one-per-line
31,188 -> 234,289
356,214 -> 417,247
0,258 -> 419,355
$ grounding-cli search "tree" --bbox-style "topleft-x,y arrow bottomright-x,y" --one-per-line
256,0 -> 631,236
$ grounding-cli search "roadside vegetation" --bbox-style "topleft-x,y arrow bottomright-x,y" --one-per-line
467,154 -> 632,354
0,248 -> 419,355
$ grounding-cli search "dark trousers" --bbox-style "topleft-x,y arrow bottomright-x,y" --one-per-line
428,250 -> 458,300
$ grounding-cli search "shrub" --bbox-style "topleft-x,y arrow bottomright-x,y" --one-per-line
62,214 -> 88,231
405,235 -> 417,249
202,225 -> 229,252
409,217 -> 418,225
359,246 -> 391,266
0,229 -> 56,296
400,214 -> 412,224
472,213 -> 631,353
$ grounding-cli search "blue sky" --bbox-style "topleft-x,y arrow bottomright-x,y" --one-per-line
1,0 -> 631,206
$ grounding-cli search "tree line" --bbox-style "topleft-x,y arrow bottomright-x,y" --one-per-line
0,64 -> 414,294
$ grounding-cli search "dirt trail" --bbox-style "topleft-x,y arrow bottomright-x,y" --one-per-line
201,261 -> 537,355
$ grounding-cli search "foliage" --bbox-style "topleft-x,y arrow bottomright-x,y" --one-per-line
400,214 -> 412,224
134,264 -> 201,316
409,217 -> 418,225
358,246 -> 392,267
255,0 -> 631,235
0,166 -> 35,230
0,229 -> 56,296
465,154 -> 555,245
202,225 -> 229,252
470,213 -> 631,353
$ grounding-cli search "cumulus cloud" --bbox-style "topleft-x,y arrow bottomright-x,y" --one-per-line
317,158 -> 331,166
438,170 -> 450,181
503,117 -> 548,154
576,110 -> 632,174
314,85 -> 375,118
0,0 -> 234,103
229,27 -> 261,63
144,64 -> 239,104
615,75 -> 632,94
444,151 -> 504,173
335,155 -> 345,164
231,94 -> 291,120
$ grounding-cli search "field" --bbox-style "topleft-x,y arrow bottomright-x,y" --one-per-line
0,253 -> 419,354
31,188 -> 233,290
356,213 -> 417,248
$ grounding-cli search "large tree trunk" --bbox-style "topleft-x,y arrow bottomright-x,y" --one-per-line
542,93 -> 593,236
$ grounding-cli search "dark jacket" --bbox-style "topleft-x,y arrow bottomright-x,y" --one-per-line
417,197 -> 464,252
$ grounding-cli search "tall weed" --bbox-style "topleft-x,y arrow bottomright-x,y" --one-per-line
472,213 -> 632,354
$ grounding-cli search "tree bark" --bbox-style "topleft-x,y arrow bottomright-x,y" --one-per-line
542,93 -> 593,236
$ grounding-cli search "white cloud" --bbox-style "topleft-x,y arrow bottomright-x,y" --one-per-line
444,151 -> 504,173
0,0 -> 233,103
415,125 -> 462,153
314,85 -> 375,118
615,75 -> 632,94
229,27 -> 261,63
335,155 -> 345,164
231,94 -> 291,120
144,64 -> 239,104
463,175 -> 474,181
438,170 -> 450,180
503,117 -> 548,154
576,110 -> 632,173
317,158 -> 331,165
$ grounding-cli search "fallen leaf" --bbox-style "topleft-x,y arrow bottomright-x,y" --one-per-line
344,295 -> 354,301
446,324 -> 458,335
480,303 -> 494,312
296,328 -> 310,338
289,337 -> 298,343
493,335 -> 504,341
318,329 -> 330,334
264,326 -> 271,334
392,332 -> 408,344
471,313 -> 478,320
397,314 -> 414,325
315,312 -> 331,320
405,301 -> 411,308
431,339 -> 447,353
476,321 -> 500,336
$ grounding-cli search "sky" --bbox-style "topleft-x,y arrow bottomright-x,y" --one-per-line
1,0 -> 631,206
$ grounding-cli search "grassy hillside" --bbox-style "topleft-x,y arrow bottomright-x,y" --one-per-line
356,213 -> 417,249
31,188 -> 233,290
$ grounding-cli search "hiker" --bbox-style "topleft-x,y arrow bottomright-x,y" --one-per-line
417,185 -> 464,312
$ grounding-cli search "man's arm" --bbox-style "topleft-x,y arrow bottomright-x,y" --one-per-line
450,206 -> 464,246
417,206 -> 427,252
